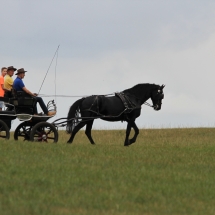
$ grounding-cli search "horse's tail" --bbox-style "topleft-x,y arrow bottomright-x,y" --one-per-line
66,98 -> 84,134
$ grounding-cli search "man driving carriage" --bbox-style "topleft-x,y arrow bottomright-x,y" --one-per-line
13,68 -> 56,116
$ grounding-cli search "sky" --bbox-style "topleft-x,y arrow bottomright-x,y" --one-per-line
1,0 -> 215,130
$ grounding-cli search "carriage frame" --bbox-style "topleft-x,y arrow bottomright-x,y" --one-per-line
0,94 -> 59,142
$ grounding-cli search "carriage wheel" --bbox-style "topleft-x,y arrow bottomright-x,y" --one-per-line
0,119 -> 10,139
30,122 -> 58,143
14,122 -> 32,141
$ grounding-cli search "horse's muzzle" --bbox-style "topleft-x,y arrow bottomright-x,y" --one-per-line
154,104 -> 161,111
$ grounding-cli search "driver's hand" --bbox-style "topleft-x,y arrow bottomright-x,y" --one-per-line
33,93 -> 38,96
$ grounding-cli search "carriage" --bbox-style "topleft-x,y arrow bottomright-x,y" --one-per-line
0,92 -> 58,142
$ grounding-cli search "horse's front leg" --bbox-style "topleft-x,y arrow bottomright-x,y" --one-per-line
129,121 -> 139,145
124,122 -> 132,146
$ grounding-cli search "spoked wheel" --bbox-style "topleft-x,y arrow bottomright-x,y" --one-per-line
14,122 -> 32,141
30,122 -> 58,143
0,119 -> 10,139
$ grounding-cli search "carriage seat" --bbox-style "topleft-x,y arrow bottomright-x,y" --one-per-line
9,91 -> 36,114
11,91 -> 35,106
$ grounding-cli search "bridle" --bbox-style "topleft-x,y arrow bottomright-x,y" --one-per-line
144,86 -> 165,109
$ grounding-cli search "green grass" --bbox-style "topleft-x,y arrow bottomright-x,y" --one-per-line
0,128 -> 215,215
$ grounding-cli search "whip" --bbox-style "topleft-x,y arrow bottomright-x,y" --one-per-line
37,45 -> 60,95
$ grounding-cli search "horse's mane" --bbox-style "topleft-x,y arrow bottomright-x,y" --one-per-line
123,83 -> 159,97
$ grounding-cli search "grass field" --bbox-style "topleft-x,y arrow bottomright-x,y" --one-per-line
0,128 -> 215,215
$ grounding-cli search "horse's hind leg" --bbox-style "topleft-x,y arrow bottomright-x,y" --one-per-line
85,120 -> 95,144
67,121 -> 86,144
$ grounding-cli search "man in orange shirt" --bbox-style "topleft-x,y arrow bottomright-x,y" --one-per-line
0,67 -> 7,110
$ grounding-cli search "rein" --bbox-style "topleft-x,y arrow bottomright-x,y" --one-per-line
38,93 -> 115,98
39,93 -> 155,109
143,101 -> 154,108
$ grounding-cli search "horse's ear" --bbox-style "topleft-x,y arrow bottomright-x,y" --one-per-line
160,84 -> 165,90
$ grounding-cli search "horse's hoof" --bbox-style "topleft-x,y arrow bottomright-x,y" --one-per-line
124,140 -> 130,146
67,141 -> 71,144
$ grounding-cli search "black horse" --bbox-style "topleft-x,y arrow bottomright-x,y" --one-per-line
66,83 -> 165,146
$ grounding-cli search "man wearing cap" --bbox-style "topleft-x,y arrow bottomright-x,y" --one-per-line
13,68 -> 56,116
4,66 -> 16,98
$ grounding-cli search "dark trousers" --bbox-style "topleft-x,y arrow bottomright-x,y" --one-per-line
4,91 -> 13,98
34,97 -> 48,114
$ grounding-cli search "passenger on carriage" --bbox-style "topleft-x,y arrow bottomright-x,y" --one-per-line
4,66 -> 16,98
0,67 -> 7,110
13,68 -> 56,116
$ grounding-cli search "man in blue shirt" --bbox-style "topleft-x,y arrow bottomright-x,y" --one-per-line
13,68 -> 56,116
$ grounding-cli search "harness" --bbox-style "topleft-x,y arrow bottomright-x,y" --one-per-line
82,93 -> 141,118
115,92 -> 140,113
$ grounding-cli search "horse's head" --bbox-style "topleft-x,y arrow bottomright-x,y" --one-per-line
151,85 -> 165,111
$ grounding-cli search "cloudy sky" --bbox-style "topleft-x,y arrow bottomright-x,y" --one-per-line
1,0 -> 215,129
